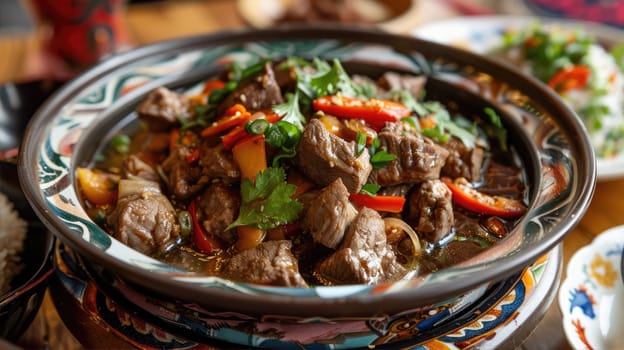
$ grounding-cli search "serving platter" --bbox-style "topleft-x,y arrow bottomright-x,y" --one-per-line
52,241 -> 561,349
413,15 -> 624,181
19,26 -> 594,318
559,225 -> 624,350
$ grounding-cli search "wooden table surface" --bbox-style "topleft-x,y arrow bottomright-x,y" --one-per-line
3,1 -> 622,349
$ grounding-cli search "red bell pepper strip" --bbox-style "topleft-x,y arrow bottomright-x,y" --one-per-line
313,95 -> 411,130
547,65 -> 590,93
442,177 -> 527,219
202,79 -> 226,94
349,193 -> 406,213
188,198 -> 222,253
200,104 -> 251,137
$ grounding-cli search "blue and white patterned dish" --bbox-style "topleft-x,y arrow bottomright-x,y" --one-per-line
18,26 -> 595,319
559,225 -> 624,350
413,15 -> 624,181
54,242 -> 561,349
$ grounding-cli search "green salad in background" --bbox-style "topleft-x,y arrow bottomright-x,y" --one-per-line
494,23 -> 624,158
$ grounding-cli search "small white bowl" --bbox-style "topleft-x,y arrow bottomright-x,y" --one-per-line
559,225 -> 624,350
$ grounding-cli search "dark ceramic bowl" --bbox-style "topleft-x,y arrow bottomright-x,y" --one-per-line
0,81 -> 59,341
18,25 -> 595,334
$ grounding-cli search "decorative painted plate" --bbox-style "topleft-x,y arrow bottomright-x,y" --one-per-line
413,15 -> 624,181
53,242 -> 561,349
19,26 -> 594,318
559,225 -> 624,350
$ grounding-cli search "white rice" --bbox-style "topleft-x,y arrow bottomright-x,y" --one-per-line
0,192 -> 27,295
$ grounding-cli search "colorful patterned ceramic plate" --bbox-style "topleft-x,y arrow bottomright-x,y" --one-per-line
53,242 -> 561,349
19,26 -> 594,318
559,225 -> 624,350
413,15 -> 624,181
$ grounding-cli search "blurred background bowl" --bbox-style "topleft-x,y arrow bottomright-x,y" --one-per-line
237,0 -> 421,33
0,80 -> 59,342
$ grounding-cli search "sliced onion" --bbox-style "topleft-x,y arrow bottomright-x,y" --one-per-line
383,217 -> 422,255
117,179 -> 161,199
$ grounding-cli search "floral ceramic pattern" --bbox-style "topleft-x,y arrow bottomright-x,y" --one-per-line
23,30 -> 592,307
559,225 -> 624,350
54,242 -> 560,349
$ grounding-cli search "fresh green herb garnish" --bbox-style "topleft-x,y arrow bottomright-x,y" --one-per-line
421,101 -> 476,147
273,91 -> 306,131
368,138 -> 397,170
483,107 -> 508,151
355,131 -> 367,156
580,102 -> 611,131
227,167 -> 303,231
360,183 -> 381,196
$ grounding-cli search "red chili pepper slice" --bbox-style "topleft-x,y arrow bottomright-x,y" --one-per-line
547,65 -> 590,93
349,193 -> 406,213
202,79 -> 226,95
442,177 -> 527,219
313,95 -> 411,130
200,104 -> 251,137
188,198 -> 222,253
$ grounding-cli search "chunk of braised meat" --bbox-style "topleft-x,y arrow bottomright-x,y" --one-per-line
369,122 -> 449,186
122,154 -> 160,182
407,179 -> 454,244
107,180 -> 180,255
302,178 -> 357,249
136,87 -> 189,132
197,183 -> 240,245
377,72 -> 426,97
198,140 -> 240,184
221,240 -> 308,287
217,62 -> 284,114
441,137 -> 485,182
317,208 -> 405,285
162,147 -> 206,200
296,118 -> 372,193
479,161 -> 525,200
378,184 -> 412,197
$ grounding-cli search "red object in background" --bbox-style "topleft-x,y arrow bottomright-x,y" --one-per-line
524,0 -> 624,28
30,0 -> 130,71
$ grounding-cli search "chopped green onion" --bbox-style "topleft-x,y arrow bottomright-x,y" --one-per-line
360,183 -> 381,196
355,131 -> 367,156
246,119 -> 270,135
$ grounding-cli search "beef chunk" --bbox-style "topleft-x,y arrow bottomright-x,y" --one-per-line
197,183 -> 240,244
108,180 -> 180,255
302,178 -> 357,249
408,179 -> 454,244
296,119 -> 372,193
136,87 -> 189,131
199,140 -> 240,184
377,72 -> 426,97
123,154 -> 160,182
318,208 -> 405,284
441,137 -> 485,182
369,122 -> 449,186
221,240 -> 308,287
162,147 -> 206,200
218,62 -> 284,114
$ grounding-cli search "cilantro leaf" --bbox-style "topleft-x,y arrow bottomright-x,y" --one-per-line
227,168 -> 303,231
422,101 -> 476,148
273,91 -> 306,131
